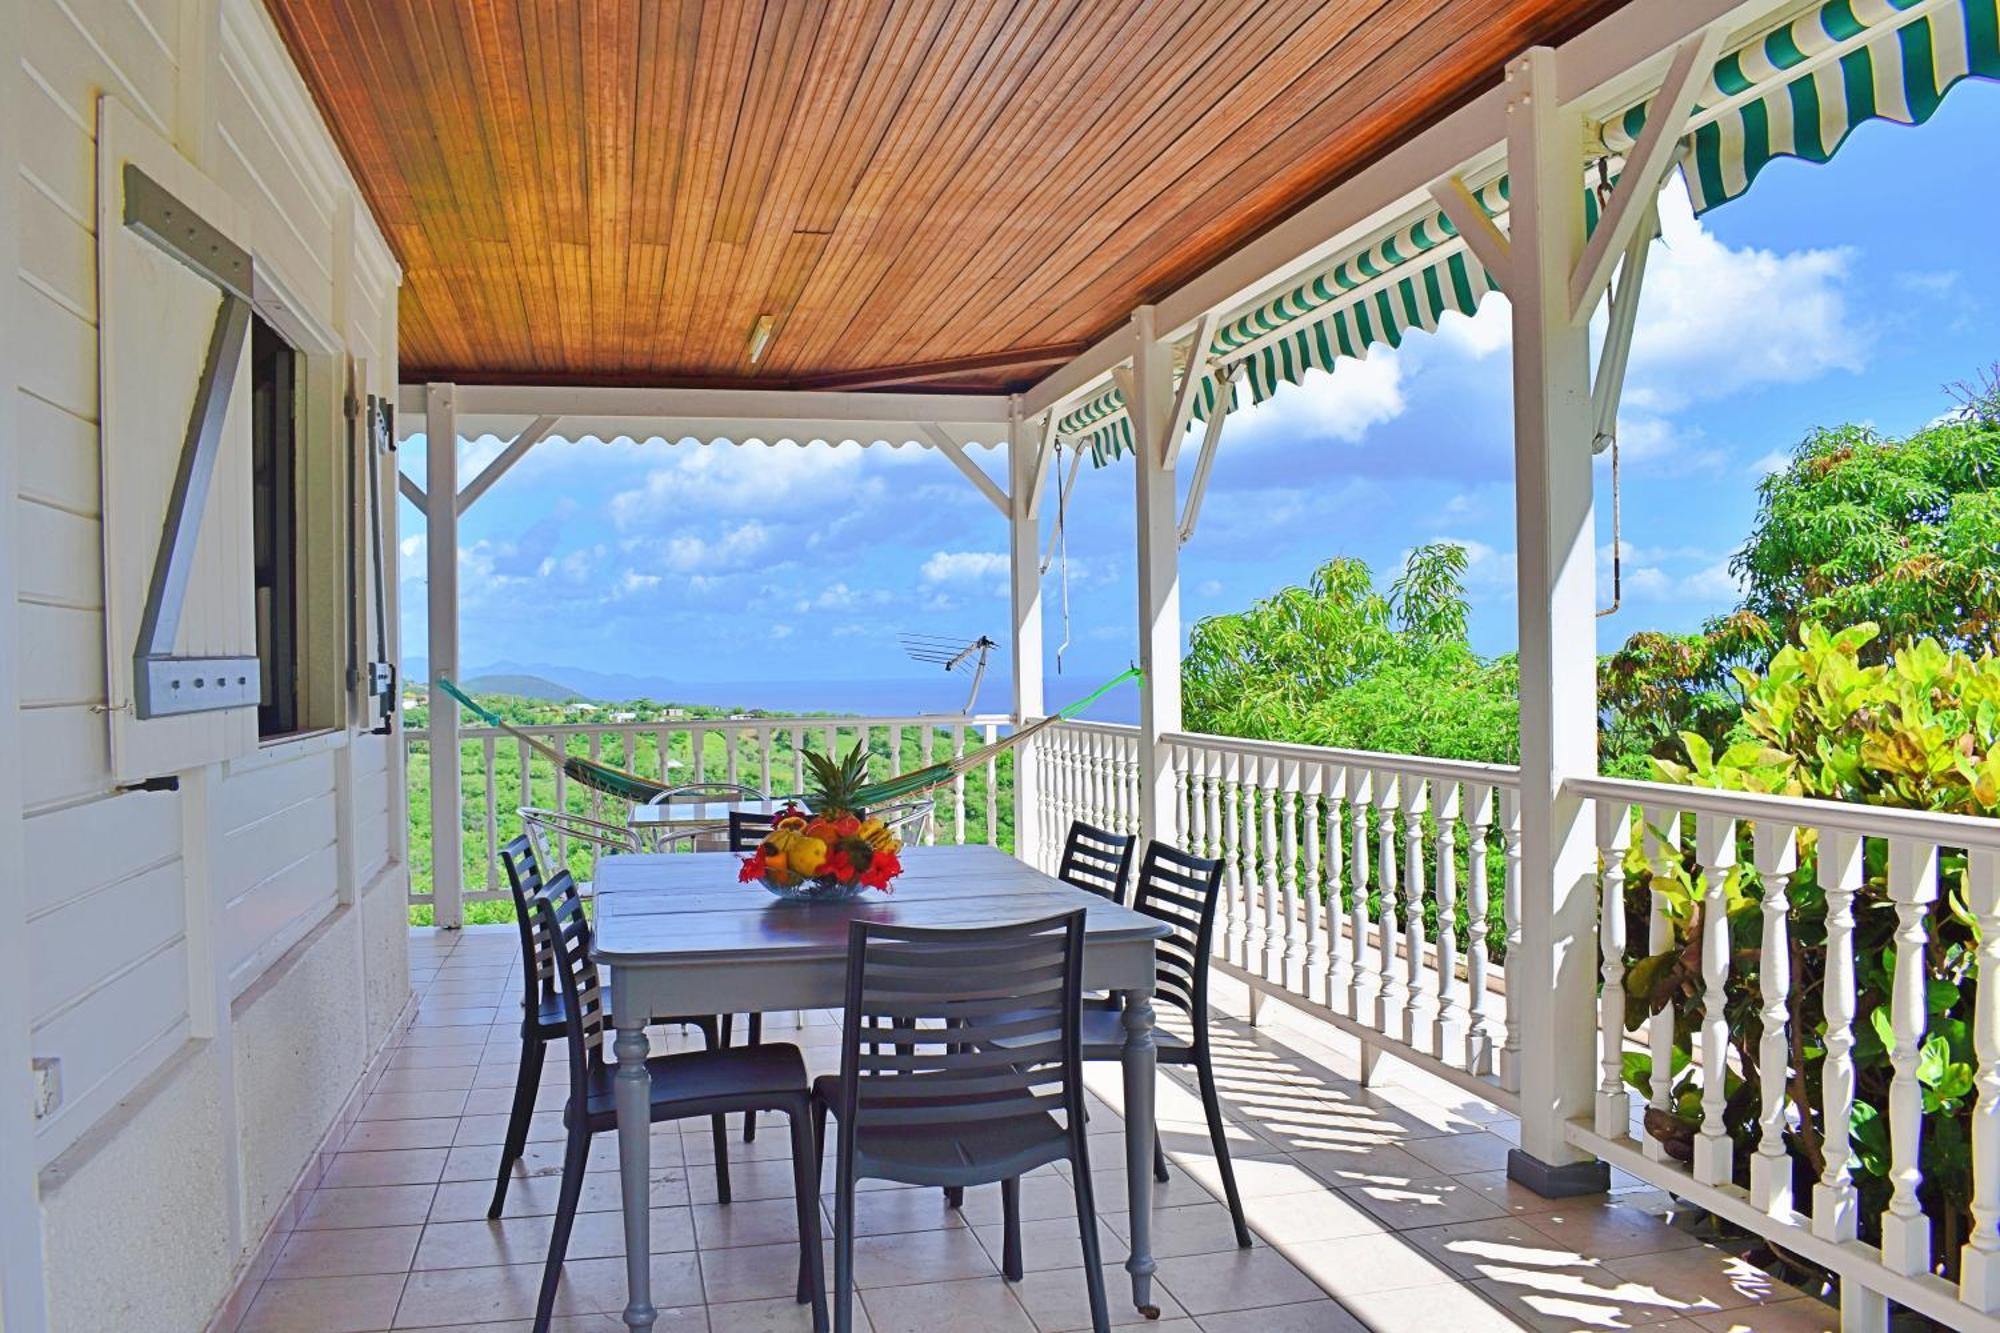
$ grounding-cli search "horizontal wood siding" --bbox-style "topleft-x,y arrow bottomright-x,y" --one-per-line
217,749 -> 340,993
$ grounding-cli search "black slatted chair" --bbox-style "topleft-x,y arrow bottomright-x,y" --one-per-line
812,912 -> 1108,1333
491,837 -> 722,1218
1081,841 -> 1251,1248
727,809 -> 778,852
1056,820 -> 1137,904
533,882 -> 827,1333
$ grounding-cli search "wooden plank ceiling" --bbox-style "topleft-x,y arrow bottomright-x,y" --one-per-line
267,0 -> 1626,393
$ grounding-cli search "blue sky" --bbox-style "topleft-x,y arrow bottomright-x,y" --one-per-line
400,84 -> 2000,713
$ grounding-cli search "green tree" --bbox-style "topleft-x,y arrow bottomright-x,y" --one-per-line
1182,542 -> 1517,764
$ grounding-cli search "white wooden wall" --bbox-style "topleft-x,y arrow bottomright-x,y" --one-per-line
8,0 -> 403,1190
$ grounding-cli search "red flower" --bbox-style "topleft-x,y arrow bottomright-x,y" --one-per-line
859,848 -> 902,892
820,846 -> 857,883
738,851 -> 766,884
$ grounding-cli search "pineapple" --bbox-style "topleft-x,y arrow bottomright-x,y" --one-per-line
801,742 -> 870,817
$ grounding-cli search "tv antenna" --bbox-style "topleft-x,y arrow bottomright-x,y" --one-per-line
900,632 -> 1001,715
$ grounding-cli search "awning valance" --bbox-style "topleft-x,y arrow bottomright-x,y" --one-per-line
1064,0 -> 1996,465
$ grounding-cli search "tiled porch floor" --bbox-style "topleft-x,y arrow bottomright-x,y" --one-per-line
227,927 -> 1836,1332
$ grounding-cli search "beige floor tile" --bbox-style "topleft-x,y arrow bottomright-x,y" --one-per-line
953,1177 -> 1088,1226
1467,1271 -> 1694,1331
1394,1215 -> 1598,1281
1449,1169 -> 1587,1217
1194,1299 -> 1365,1331
1290,1143 -> 1451,1190
840,1184 -> 968,1238
1095,1203 -> 1237,1261
374,1065 -> 479,1095
270,1225 -> 424,1280
324,1149 -> 453,1189
238,1273 -> 408,1333
1153,1247 -> 1327,1316
1336,1176 -> 1510,1231
1687,1296 -> 1836,1333
1602,1247 -> 1800,1314
700,1239 -> 814,1305
300,1184 -> 439,1231
360,1090 -> 472,1122
452,1111 -> 567,1147
391,1253 -> 702,1326
850,1224 -> 997,1288
1279,1229 -> 1472,1299
1010,1262 -> 1187,1331
344,1120 -> 462,1153
1236,1186 -> 1384,1246
860,1276 -> 1035,1332
709,1293 -> 857,1332
695,1196 -> 829,1250
1336,1278 -> 1528,1331
1518,1199 -> 1704,1260
969,1213 -> 1128,1272
1400,1131 -> 1518,1176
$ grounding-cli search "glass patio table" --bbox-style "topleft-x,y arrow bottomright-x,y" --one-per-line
590,843 -> 1173,1328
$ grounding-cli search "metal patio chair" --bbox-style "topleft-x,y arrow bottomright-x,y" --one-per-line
533,880 -> 826,1333
645,781 -> 761,850
518,805 -> 637,896
811,911 -> 1108,1333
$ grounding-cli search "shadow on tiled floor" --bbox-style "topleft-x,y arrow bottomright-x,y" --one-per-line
226,928 -> 1836,1332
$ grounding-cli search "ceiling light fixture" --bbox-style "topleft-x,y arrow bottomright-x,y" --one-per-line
747,314 -> 775,364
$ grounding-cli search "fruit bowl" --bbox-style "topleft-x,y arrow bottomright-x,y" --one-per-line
736,762 -> 905,901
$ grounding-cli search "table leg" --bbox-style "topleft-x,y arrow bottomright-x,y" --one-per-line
1120,983 -> 1160,1319
614,1020 -> 655,1331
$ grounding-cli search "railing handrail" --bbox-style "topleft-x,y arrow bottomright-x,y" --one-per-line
1569,772 -> 2000,850
1163,728 -> 1522,788
406,712 -> 1014,745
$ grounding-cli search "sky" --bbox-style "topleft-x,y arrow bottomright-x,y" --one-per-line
397,84 -> 2000,715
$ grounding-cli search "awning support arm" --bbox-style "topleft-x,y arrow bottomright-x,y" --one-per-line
1429,175 -> 1513,289
1179,361 -> 1243,545
1021,407 -> 1059,520
1568,26 -> 1723,322
1041,442 -> 1086,574
1160,310 -> 1219,467
1591,195 -> 1656,450
456,415 -> 560,516
921,423 -> 1011,516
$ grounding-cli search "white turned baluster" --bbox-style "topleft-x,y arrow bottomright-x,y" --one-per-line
1185,745 -> 1205,857
1814,828 -> 1865,1244
1261,763 -> 1282,981
952,725 -> 967,844
1347,770 -> 1373,1019
1464,783 -> 1497,1074
1499,787 -> 1523,1092
1642,807 -> 1681,1161
1432,781 -> 1464,1064
587,731 -> 604,824
1750,821 -> 1799,1214
1692,811 -> 1738,1187
792,726 -> 807,796
921,726 -> 937,844
984,723 -> 998,846
1374,772 -> 1404,1041
1280,767 -> 1303,992
1400,776 -> 1429,1046
1322,766 -> 1349,1009
1880,838 -> 1939,1276
725,728 -> 741,788
1302,767 -> 1324,1002
1244,759 -> 1269,977
482,736 -> 498,889
1962,846 -> 2000,1310
1172,743 -> 1190,848
1595,799 -> 1633,1139
1223,753 -> 1246,966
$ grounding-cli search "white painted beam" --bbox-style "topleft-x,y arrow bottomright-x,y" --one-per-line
1591,200 -> 1655,450
398,472 -> 428,514
1007,412 -> 1047,866
456,414 -> 558,516
1428,176 -> 1513,289
1179,362 -> 1243,544
921,423 -> 1010,516
1129,307 -> 1182,844
1160,310 -> 1218,468
1568,26 -> 1725,321
1022,407 -> 1059,520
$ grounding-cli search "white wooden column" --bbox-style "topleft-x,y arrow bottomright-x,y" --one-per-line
1128,307 -> 1182,845
425,382 -> 464,928
0,56 -> 54,1324
1008,404 -> 1048,866
1502,48 -> 1607,1194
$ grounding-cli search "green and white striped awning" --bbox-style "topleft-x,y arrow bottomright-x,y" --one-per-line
1065,0 -> 1997,464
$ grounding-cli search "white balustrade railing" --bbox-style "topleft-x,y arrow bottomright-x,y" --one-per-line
1021,726 -> 1525,1100
406,713 -> 1012,909
1568,775 -> 2000,1332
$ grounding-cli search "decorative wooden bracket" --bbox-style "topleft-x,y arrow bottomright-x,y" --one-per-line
920,422 -> 1010,516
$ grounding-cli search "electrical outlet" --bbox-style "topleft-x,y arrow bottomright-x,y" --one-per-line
31,1057 -> 60,1119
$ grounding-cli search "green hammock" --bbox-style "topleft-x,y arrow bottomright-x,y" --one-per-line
430,669 -> 1141,808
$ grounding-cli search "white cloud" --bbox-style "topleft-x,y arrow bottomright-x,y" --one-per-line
1196,578 -> 1224,597
921,551 -> 1008,585
1232,347 -> 1407,445
1621,187 -> 1867,414
610,443 -> 880,528
1435,298 -> 1512,359
660,521 -> 770,572
398,534 -> 426,582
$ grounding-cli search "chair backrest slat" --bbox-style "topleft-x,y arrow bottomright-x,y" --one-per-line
728,810 -> 777,852
837,912 -> 1087,1137
1130,841 -> 1225,1022
535,872 -> 608,1083
501,834 -> 557,1008
1057,821 -> 1137,905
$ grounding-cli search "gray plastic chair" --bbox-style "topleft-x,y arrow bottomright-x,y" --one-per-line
811,910 -> 1107,1333
534,880 -> 826,1333
1080,840 -> 1252,1249
1056,820 -> 1137,904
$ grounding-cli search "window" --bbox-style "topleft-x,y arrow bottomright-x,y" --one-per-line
250,316 -> 300,737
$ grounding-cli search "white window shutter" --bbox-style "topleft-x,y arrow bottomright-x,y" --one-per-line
96,97 -> 259,782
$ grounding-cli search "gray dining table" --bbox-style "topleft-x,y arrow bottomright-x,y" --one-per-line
591,844 -> 1173,1329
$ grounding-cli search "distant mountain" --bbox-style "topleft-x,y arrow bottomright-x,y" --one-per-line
460,672 -> 581,702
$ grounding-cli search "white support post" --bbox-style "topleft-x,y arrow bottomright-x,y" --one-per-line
1007,405 -> 1047,867
1501,47 -> 1608,1197
1129,307 -> 1182,845
425,383 -> 464,928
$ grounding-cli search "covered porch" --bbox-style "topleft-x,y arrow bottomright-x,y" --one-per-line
4,0 -> 1997,1328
